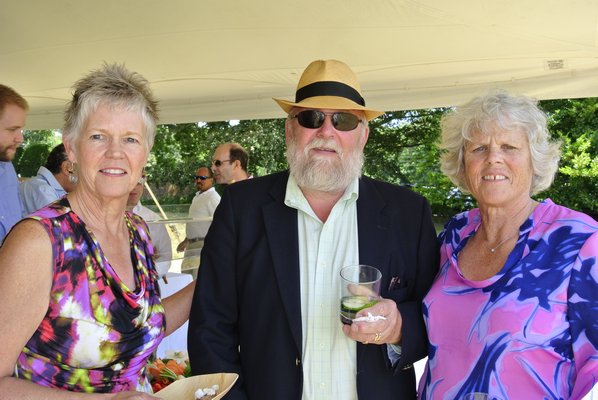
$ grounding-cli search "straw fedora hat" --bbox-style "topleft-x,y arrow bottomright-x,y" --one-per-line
273,59 -> 384,121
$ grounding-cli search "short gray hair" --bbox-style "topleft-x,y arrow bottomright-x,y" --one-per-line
63,63 -> 159,151
440,90 -> 562,195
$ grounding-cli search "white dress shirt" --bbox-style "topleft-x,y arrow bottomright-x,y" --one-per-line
132,202 -> 173,276
284,175 -> 360,400
186,187 -> 221,240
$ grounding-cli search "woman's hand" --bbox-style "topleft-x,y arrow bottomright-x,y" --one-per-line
341,298 -> 403,345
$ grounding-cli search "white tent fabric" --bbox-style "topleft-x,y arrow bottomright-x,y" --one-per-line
2,0 -> 598,129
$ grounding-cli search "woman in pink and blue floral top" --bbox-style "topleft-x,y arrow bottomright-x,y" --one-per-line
419,90 -> 598,399
0,64 -> 195,398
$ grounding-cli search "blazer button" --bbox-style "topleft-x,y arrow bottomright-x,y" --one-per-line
295,357 -> 301,366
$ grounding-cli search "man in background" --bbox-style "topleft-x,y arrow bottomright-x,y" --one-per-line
20,143 -> 77,215
211,142 -> 250,185
0,84 -> 27,245
177,166 -> 220,272
127,173 -> 173,276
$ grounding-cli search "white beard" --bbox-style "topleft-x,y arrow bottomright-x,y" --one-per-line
286,135 -> 364,193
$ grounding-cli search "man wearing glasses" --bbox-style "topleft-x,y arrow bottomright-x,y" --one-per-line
211,142 -> 250,185
189,60 -> 439,399
176,166 -> 221,273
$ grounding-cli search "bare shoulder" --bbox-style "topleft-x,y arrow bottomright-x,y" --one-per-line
0,219 -> 53,280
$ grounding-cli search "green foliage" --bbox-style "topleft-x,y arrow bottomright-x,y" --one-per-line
18,99 -> 596,219
539,98 -> 598,216
146,119 -> 287,203
14,130 -> 61,177
365,109 -> 474,217
15,143 -> 52,177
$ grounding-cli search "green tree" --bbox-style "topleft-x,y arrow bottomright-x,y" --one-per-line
540,98 -> 598,217
14,130 -> 60,177
17,99 -> 596,218
365,109 -> 472,217
146,119 -> 287,203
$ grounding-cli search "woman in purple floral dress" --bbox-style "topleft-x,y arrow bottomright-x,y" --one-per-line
0,64 -> 195,398
419,90 -> 598,399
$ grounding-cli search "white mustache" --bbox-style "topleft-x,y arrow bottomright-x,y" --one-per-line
304,138 -> 342,156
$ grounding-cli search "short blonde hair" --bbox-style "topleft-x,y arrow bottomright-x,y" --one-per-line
440,90 -> 562,195
63,63 -> 159,152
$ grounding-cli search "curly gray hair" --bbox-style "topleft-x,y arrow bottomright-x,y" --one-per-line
440,90 -> 561,195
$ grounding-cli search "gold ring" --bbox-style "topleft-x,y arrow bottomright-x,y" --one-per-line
374,332 -> 382,342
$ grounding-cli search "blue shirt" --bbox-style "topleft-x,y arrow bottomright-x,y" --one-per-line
0,161 -> 23,245
19,166 -> 67,215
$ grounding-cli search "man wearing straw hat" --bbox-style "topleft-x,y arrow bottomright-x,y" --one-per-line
189,59 -> 439,399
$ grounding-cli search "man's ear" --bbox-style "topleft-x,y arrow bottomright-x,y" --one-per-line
360,126 -> 370,149
60,160 -> 72,175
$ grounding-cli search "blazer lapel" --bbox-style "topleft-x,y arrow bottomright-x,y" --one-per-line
357,177 -> 392,271
262,173 -> 303,354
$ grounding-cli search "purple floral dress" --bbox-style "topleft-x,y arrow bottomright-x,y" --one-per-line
419,199 -> 598,399
15,197 -> 165,393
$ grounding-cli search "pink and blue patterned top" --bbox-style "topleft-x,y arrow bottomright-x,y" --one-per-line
15,197 -> 165,393
419,199 -> 598,399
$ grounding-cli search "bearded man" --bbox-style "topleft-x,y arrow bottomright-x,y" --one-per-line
188,60 -> 439,400
0,84 -> 27,245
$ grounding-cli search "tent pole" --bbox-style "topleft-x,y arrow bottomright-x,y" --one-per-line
143,181 -> 182,242
144,181 -> 168,220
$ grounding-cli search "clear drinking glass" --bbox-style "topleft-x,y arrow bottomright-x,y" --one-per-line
339,264 -> 382,324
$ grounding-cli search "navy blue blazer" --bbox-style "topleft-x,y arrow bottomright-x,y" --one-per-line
188,171 -> 439,400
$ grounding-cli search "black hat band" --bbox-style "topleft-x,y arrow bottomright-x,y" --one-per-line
295,81 -> 365,106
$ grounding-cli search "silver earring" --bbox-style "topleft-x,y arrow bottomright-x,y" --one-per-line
68,163 -> 78,184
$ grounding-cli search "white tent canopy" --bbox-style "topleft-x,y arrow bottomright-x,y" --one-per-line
3,0 -> 598,129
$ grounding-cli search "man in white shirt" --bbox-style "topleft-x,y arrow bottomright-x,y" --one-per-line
176,166 -> 220,271
127,174 -> 172,276
20,143 -> 77,215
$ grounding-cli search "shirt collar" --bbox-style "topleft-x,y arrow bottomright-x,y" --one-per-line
284,174 -> 359,211
196,187 -> 215,196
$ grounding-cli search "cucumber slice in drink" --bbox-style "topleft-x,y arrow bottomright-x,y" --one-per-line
342,296 -> 378,311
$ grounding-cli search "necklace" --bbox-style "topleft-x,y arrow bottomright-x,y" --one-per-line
486,234 -> 518,253
479,200 -> 535,253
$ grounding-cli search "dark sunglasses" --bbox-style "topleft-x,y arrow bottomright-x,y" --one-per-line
211,159 -> 231,167
194,175 -> 211,181
291,110 -> 363,132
